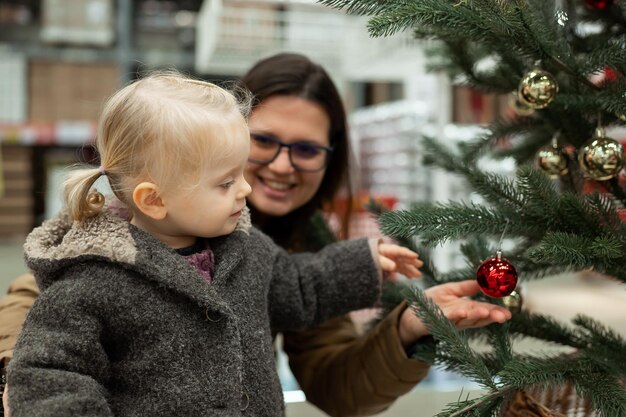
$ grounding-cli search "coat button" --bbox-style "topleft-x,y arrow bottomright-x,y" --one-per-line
205,308 -> 223,322
240,390 -> 249,411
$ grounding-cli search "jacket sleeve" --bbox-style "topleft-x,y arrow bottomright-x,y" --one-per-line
7,278 -> 113,417
283,301 -> 430,417
0,274 -> 40,366
257,228 -> 381,331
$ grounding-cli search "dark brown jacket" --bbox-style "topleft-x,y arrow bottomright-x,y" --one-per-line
284,302 -> 429,416
0,274 -> 36,367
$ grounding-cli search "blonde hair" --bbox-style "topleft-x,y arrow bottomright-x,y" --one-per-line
63,71 -> 252,222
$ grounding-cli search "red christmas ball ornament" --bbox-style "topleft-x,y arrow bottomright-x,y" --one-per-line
585,0 -> 613,10
604,67 -> 618,82
476,251 -> 518,298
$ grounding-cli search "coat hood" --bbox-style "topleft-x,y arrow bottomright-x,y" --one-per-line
23,202 -> 251,291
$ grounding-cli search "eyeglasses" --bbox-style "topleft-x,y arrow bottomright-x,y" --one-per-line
248,133 -> 334,172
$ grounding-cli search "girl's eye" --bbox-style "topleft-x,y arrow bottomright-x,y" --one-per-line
220,180 -> 235,189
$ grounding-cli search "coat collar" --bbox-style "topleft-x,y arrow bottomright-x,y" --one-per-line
128,226 -> 246,316
25,205 -> 252,315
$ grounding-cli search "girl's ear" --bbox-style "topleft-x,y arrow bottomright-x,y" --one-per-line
132,182 -> 167,220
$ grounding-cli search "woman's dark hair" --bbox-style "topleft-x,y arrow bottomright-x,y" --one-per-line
236,53 -> 353,251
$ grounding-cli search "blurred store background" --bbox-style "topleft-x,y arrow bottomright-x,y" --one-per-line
0,0 -> 501,271
1,1 -> 623,416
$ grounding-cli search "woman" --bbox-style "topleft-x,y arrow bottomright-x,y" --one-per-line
1,53 -> 510,417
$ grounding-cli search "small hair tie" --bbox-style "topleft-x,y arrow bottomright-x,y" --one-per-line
98,166 -> 107,176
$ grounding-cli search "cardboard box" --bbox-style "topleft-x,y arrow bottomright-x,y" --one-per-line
0,145 -> 34,238
29,61 -> 119,122
452,85 -> 507,124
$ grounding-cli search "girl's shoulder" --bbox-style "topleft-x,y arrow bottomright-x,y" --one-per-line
45,259 -> 142,292
33,260 -> 143,312
248,226 -> 279,251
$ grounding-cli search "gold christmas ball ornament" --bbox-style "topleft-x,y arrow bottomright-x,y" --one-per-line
578,127 -> 625,180
537,144 -> 569,178
518,69 -> 559,109
502,290 -> 523,314
509,91 -> 535,116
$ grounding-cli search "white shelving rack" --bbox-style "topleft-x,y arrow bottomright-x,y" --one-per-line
196,0 -> 422,83
0,52 -> 27,123
349,96 -> 504,273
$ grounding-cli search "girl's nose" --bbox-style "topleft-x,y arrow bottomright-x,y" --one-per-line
239,178 -> 252,198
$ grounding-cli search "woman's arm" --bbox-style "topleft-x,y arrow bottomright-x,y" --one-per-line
0,274 -> 39,365
283,280 -> 513,417
283,302 -> 429,417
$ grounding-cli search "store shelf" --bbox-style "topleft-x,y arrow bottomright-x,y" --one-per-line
0,122 -> 96,146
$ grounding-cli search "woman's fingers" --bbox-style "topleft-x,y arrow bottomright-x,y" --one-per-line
452,305 -> 511,329
444,280 -> 482,297
441,298 -> 512,329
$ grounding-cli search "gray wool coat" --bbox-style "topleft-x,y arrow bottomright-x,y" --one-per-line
9,207 -> 380,417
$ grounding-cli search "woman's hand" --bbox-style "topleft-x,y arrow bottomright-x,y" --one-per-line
377,243 -> 423,281
397,280 -> 512,347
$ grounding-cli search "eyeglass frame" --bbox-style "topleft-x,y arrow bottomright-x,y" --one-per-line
248,133 -> 334,172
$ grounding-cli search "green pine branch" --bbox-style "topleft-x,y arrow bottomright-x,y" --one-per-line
405,286 -> 497,390
462,117 -> 550,161
435,392 -> 507,417
574,315 -> 626,375
401,279 -> 626,415
379,203 -> 524,245
319,0 -> 626,414
519,0 -> 577,68
487,322 -> 513,371
383,137 -> 626,281
574,373 -> 626,417
500,355 -> 626,416
508,311 -> 587,348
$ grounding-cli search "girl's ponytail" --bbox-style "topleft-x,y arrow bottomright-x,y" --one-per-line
63,166 -> 106,222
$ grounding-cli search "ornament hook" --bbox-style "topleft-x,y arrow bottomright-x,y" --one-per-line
595,112 -> 606,138
496,218 -> 510,255
551,130 -> 561,148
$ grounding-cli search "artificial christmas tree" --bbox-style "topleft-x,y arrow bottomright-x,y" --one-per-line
322,0 -> 626,415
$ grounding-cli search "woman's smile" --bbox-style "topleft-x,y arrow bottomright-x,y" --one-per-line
258,177 -> 297,195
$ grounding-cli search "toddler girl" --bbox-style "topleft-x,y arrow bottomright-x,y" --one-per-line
7,72 -> 420,417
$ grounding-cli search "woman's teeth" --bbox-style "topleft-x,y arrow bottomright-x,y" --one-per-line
265,180 -> 292,191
